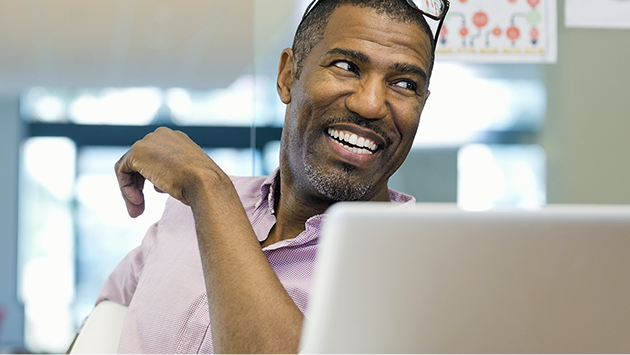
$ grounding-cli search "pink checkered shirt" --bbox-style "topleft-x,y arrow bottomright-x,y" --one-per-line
96,169 -> 415,353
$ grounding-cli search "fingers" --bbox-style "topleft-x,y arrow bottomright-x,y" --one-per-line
114,126 -> 223,217
123,190 -> 145,218
115,152 -> 147,218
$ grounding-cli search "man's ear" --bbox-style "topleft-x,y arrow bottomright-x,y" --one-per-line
416,89 -> 430,120
277,48 -> 296,105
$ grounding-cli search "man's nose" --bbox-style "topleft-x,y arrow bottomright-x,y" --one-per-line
345,77 -> 388,120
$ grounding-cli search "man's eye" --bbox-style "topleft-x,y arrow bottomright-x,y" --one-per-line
333,61 -> 358,74
393,80 -> 418,92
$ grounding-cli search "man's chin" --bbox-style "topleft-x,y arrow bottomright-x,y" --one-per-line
305,164 -> 371,202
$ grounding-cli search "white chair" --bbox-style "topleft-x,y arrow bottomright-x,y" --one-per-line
69,300 -> 128,354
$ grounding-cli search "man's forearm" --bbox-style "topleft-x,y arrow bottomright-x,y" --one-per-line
189,174 -> 303,354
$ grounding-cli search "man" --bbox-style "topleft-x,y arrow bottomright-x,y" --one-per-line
96,0 -> 445,352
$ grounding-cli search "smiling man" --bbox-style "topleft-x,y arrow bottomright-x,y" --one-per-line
279,1 -> 434,206
94,0 -> 446,353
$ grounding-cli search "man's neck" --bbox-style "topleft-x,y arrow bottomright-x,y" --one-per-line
263,175 -> 332,248
262,172 -> 391,248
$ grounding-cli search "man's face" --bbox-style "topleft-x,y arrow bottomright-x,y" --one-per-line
278,4 -> 432,202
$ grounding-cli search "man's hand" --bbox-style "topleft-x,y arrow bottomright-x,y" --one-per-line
115,127 -> 223,218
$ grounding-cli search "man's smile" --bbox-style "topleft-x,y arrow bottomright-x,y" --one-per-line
322,122 -> 389,167
327,128 -> 379,154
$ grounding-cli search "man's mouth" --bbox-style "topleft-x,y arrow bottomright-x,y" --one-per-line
327,128 -> 379,155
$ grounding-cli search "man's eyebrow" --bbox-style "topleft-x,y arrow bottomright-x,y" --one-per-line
390,62 -> 428,81
326,48 -> 427,80
325,48 -> 370,64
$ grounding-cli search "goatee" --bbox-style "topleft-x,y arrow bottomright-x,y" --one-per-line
304,162 -> 372,201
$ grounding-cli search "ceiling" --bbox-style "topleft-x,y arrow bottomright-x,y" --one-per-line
0,0 -> 301,97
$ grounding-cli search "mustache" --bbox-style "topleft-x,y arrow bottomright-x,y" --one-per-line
321,113 -> 393,147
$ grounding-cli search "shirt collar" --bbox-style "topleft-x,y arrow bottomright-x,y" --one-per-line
254,169 -> 280,212
256,168 -> 416,250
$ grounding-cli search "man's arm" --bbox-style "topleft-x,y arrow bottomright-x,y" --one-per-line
115,127 -> 303,353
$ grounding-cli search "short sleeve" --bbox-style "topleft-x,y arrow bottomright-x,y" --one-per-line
95,221 -> 159,306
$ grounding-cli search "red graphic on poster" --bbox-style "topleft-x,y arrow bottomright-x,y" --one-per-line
507,25 -> 520,42
435,0 -> 555,62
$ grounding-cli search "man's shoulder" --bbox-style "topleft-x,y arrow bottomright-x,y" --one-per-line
229,174 -> 269,190
229,174 -> 276,209
229,174 -> 272,198
160,174 -> 273,218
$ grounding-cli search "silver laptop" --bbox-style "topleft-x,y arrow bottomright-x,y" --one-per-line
300,203 -> 630,353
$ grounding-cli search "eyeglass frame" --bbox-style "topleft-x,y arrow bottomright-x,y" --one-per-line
299,0 -> 450,48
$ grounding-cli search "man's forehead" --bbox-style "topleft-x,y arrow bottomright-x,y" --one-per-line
318,5 -> 432,69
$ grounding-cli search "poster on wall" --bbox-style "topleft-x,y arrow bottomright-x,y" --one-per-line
565,0 -> 630,29
435,0 -> 557,63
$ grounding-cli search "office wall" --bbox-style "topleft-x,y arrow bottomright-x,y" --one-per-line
542,0 -> 630,204
0,97 -> 25,350
389,148 -> 458,203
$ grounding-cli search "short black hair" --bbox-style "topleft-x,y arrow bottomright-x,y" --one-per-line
291,0 -> 436,80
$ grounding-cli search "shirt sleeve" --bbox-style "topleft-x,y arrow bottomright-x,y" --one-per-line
95,221 -> 159,306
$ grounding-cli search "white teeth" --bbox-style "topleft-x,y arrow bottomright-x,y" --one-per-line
327,128 -> 379,153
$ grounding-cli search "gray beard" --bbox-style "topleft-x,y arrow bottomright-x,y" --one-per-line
304,162 -> 372,201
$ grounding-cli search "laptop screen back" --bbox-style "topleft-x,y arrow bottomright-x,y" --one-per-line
300,203 -> 630,353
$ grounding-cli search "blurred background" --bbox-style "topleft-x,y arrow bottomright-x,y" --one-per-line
0,0 -> 629,352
